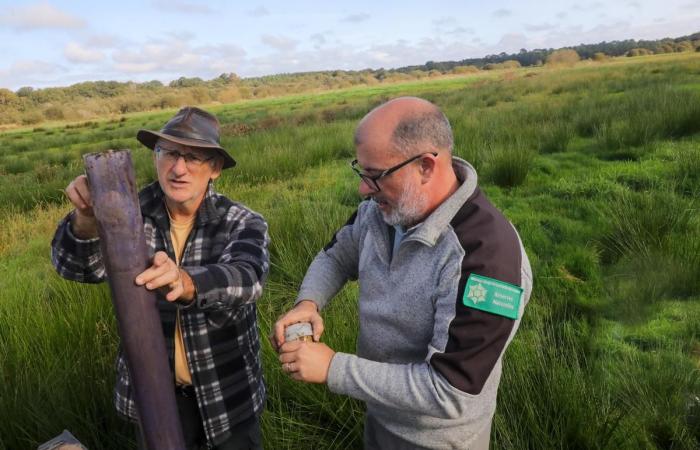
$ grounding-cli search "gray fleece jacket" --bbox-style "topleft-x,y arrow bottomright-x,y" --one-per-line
296,157 -> 532,449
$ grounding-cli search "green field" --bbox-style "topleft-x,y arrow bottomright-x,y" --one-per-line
1,53 -> 699,449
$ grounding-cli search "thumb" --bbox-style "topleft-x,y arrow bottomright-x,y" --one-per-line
154,251 -> 169,266
310,316 -> 324,342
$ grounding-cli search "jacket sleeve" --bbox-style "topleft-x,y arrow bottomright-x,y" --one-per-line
51,211 -> 106,284
326,226 -> 533,419
184,210 -> 270,310
295,207 -> 363,310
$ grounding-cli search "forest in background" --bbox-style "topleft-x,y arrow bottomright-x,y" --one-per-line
0,31 -> 698,127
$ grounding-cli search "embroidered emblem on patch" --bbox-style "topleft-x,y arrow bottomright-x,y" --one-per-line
462,273 -> 522,320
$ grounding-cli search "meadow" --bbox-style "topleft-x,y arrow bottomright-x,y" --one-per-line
1,52 -> 699,449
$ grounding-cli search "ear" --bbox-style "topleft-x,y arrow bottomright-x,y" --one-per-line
209,157 -> 224,181
419,153 -> 437,184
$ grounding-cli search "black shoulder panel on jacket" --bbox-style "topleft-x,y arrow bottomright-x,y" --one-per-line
430,187 -> 522,395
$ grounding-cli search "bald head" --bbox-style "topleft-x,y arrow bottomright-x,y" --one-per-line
355,97 -> 453,158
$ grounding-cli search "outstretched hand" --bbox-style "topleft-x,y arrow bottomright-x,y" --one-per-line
135,251 -> 194,303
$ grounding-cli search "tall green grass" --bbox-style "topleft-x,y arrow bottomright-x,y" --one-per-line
1,52 -> 700,449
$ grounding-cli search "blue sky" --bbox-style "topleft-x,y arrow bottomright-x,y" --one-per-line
0,1 -> 698,90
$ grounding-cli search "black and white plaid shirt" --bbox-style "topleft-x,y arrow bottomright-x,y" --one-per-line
51,181 -> 270,446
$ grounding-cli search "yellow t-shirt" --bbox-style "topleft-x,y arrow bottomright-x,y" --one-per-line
169,213 -> 195,386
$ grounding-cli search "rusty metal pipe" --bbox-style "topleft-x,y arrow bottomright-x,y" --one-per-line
84,150 -> 185,450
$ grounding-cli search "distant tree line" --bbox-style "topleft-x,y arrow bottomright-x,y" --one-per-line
397,32 -> 700,72
1,31 -> 698,127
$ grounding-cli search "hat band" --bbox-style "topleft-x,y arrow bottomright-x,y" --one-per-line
160,127 -> 220,146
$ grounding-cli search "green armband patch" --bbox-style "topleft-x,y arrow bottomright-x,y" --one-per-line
462,273 -> 522,320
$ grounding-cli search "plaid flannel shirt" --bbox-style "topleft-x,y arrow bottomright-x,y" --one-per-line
51,181 -> 270,447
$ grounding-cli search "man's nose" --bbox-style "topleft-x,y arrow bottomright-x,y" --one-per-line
171,155 -> 188,174
358,179 -> 375,196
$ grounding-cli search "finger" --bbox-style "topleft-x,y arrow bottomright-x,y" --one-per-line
309,315 -> 325,342
65,183 -> 89,211
73,176 -> 92,207
153,251 -> 170,267
143,269 -> 179,291
273,320 -> 287,348
268,333 -> 279,351
278,352 -> 296,364
165,284 -> 184,302
135,261 -> 171,286
290,371 -> 303,381
279,340 -> 302,354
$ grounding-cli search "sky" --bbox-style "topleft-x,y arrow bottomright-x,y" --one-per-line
0,1 -> 698,90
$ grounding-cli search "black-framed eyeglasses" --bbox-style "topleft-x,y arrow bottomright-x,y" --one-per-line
155,144 -> 215,168
351,152 -> 438,192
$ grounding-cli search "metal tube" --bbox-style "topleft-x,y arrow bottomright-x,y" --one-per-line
84,150 -> 185,450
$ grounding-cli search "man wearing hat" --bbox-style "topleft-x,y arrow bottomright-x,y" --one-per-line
51,107 -> 269,449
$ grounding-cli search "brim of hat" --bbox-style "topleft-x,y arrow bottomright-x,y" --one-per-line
136,129 -> 236,169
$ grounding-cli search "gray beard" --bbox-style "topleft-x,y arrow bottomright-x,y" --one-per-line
379,178 -> 429,227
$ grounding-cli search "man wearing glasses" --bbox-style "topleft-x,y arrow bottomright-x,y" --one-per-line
52,107 -> 268,449
273,97 -> 532,449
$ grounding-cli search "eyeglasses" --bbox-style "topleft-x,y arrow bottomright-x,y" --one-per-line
351,152 -> 438,192
155,144 -> 215,168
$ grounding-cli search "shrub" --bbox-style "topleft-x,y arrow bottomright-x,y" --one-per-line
673,146 -> 700,195
451,65 -> 480,74
546,49 -> 580,66
501,60 -> 522,69
43,105 -> 65,120
21,111 -> 44,125
627,48 -> 653,57
599,187 -> 693,262
484,60 -> 522,70
485,144 -> 535,188
592,52 -> 608,62
539,122 -> 574,153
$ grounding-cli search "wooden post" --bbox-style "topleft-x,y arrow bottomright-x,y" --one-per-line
84,150 -> 185,450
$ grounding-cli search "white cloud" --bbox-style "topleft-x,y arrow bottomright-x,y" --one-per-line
151,0 -> 214,14
198,43 -> 247,73
112,37 -> 202,73
445,27 -> 475,35
0,1 -> 85,31
242,37 -> 485,77
0,59 -> 65,89
341,13 -> 370,23
310,33 -> 327,46
64,42 -> 104,63
433,17 -> 457,27
260,34 -> 298,51
85,34 -> 121,49
107,35 -> 246,78
573,2 -> 604,12
492,9 -> 512,18
247,6 -> 269,17
496,33 -> 529,53
525,23 -> 558,32
433,17 -> 473,35
167,31 -> 196,42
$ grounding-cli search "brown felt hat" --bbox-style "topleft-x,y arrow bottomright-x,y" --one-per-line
136,106 -> 236,169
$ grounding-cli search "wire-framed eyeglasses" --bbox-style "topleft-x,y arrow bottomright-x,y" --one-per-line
155,144 -> 215,168
350,152 -> 438,192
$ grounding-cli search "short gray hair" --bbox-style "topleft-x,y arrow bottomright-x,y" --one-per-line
390,110 -> 453,157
